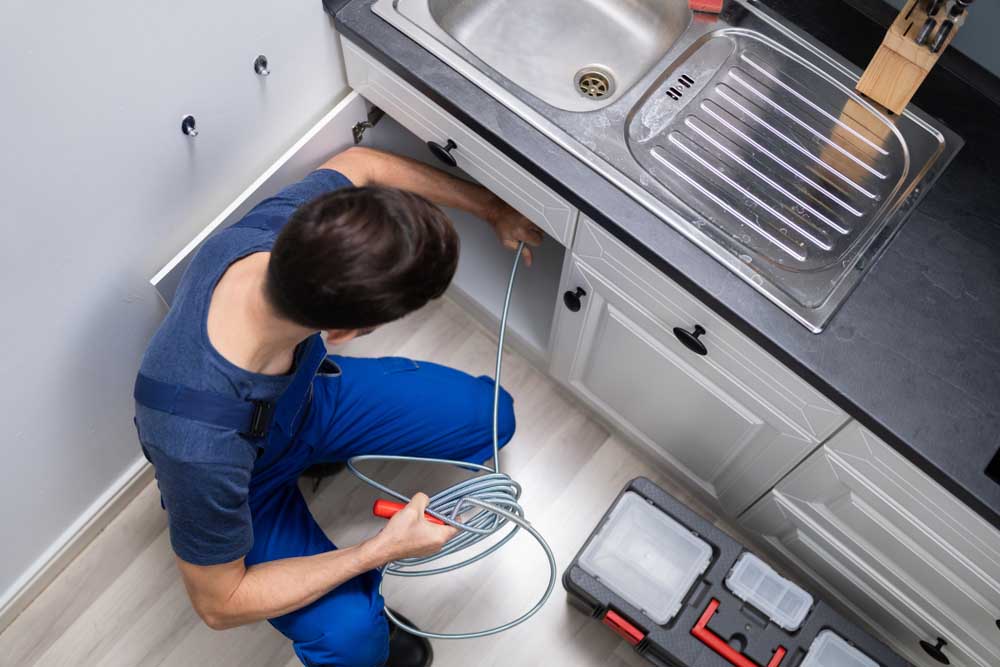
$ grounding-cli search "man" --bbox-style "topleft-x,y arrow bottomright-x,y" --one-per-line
133,146 -> 543,667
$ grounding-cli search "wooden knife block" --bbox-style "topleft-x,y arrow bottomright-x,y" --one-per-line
856,0 -> 966,114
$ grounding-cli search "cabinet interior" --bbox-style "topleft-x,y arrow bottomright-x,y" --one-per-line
365,112 -> 566,363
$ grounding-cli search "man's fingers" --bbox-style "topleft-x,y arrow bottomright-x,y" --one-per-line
502,235 -> 534,265
409,492 -> 430,513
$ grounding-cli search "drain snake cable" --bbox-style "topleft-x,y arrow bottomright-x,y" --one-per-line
347,241 -> 558,639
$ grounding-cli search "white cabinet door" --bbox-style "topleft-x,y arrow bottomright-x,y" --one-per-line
550,219 -> 845,515
150,91 -> 567,366
740,422 -> 1000,667
152,91 -> 373,302
550,256 -> 815,515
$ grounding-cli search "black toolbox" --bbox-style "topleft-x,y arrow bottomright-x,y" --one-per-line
563,477 -> 911,667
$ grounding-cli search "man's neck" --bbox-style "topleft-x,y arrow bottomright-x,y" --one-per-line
206,253 -> 317,376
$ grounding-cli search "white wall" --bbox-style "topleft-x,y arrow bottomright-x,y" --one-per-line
0,0 -> 348,609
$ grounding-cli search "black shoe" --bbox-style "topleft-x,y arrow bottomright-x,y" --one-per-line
385,609 -> 433,667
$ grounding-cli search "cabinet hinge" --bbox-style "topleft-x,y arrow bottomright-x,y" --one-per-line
352,106 -> 385,144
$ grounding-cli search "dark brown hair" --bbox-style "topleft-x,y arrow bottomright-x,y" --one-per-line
266,186 -> 459,330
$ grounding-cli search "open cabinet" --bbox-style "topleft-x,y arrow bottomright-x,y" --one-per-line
151,90 -> 570,366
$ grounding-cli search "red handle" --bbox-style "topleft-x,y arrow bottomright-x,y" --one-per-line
603,609 -> 645,646
692,599 -> 787,667
372,499 -> 445,525
689,0 -> 724,13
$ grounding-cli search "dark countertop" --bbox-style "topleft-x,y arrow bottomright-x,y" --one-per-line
334,0 -> 1000,527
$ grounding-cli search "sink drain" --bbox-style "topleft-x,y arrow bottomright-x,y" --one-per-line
575,67 -> 615,100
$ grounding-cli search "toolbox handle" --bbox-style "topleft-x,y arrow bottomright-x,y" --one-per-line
692,599 -> 787,667
603,609 -> 645,646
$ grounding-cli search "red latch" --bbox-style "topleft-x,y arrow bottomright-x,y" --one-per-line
603,609 -> 645,646
692,599 -> 787,667
689,0 -> 724,13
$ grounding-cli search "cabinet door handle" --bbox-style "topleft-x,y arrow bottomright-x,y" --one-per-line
674,324 -> 708,356
563,287 -> 586,312
254,54 -> 270,76
919,637 -> 950,664
427,139 -> 458,167
181,115 -> 198,137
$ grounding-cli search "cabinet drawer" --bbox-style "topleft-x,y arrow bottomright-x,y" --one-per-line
570,216 -> 847,445
741,422 -> 1000,667
342,38 -> 577,247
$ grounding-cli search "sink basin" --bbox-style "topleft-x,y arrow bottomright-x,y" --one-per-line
372,0 -> 962,332
424,0 -> 691,112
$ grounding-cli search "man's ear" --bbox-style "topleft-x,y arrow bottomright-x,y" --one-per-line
324,329 -> 359,346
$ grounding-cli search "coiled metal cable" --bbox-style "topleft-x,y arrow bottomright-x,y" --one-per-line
347,241 -> 558,639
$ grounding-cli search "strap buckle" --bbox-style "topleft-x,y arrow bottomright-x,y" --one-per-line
245,400 -> 275,439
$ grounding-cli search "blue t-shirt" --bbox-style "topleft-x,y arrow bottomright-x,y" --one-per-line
134,169 -> 352,566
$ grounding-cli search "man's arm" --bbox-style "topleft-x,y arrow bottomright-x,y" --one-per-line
322,146 -> 544,265
178,493 -> 456,630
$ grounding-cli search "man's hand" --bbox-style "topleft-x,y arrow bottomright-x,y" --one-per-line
486,196 -> 545,267
176,491 -> 457,631
369,492 -> 459,563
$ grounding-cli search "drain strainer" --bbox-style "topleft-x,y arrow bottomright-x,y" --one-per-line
575,67 -> 615,99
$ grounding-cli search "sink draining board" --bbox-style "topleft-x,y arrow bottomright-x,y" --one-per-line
626,28 -> 950,310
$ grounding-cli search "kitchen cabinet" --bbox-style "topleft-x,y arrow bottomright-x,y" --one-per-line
550,218 -> 847,515
740,422 -> 1000,667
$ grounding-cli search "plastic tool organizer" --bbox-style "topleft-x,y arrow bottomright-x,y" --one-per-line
564,478 -> 911,667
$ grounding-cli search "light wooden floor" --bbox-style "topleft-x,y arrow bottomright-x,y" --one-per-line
0,297 -> 754,667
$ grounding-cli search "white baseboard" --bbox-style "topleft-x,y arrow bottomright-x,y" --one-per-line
0,457 -> 154,633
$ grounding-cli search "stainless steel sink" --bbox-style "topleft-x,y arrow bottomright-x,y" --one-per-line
424,0 -> 691,112
373,0 -> 962,332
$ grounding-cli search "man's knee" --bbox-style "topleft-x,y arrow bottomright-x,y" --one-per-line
497,385 -> 516,445
291,610 -> 389,667
480,375 -> 517,447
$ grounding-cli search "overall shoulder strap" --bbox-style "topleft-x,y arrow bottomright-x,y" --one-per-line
134,374 -> 275,439
134,335 -> 328,440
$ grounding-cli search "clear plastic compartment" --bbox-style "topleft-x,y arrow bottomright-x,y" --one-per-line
578,491 -> 713,624
800,630 -> 879,667
724,552 -> 813,631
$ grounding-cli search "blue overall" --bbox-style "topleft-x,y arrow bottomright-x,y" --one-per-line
136,335 -> 516,667
133,169 -> 516,665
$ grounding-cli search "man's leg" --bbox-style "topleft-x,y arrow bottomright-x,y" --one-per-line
300,355 -> 516,466
245,355 -> 515,666
246,483 -> 389,667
